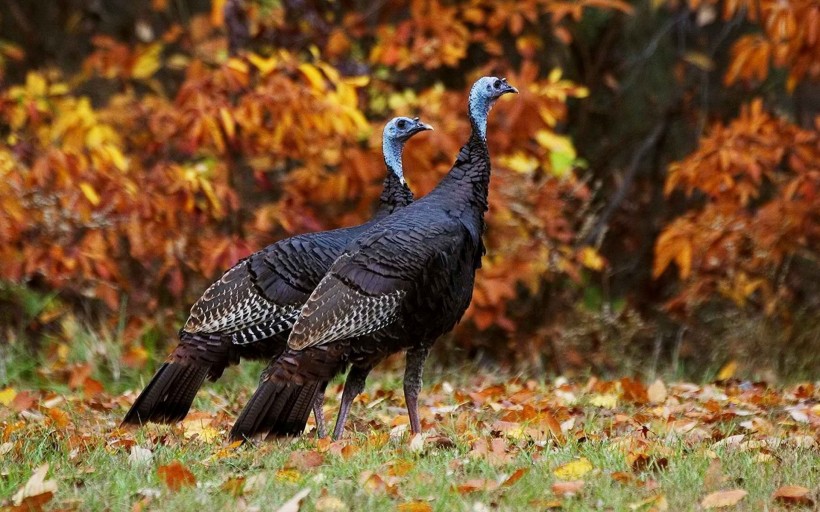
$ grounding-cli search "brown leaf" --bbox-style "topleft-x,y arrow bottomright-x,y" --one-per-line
700,489 -> 747,508
772,485 -> 813,506
703,459 -> 725,491
551,480 -> 584,496
157,460 -> 196,491
83,377 -> 105,397
359,471 -> 400,497
11,464 -> 57,509
286,450 -> 325,470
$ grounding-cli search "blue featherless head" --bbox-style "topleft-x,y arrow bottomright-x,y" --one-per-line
468,77 -> 518,139
383,116 -> 433,184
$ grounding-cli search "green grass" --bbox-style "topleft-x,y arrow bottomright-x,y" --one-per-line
2,358 -> 818,511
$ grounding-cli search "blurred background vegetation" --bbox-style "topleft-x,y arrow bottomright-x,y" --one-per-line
0,0 -> 817,384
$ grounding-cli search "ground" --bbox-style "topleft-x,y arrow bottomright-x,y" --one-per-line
1,358 -> 818,511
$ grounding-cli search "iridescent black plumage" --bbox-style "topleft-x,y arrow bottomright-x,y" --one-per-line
231,78 -> 517,440
123,117 -> 431,431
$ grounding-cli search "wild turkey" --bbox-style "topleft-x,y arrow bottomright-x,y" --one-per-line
231,77 -> 517,440
121,116 -> 433,435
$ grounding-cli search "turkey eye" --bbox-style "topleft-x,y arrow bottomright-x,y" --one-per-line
397,119 -> 407,129
493,79 -> 502,89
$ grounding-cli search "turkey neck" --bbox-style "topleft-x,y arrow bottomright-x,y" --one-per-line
374,135 -> 414,219
430,118 -> 492,222
374,171 -> 413,219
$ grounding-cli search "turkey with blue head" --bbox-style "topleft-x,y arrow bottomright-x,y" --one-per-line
230,77 -> 517,440
121,116 -> 433,437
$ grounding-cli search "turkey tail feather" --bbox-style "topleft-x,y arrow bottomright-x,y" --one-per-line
122,363 -> 209,425
230,380 -> 323,440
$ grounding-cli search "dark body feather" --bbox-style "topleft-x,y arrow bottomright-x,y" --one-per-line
232,78 -> 516,440
123,158 -> 416,429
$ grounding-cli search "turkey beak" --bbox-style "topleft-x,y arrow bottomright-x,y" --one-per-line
499,78 -> 518,95
410,119 -> 434,135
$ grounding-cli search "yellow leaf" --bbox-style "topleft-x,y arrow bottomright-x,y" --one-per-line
79,182 -> 101,206
227,58 -> 249,75
48,83 -> 69,95
182,417 -> 220,443
716,361 -> 737,381
535,130 -> 576,157
553,457 -> 593,480
247,53 -> 278,76
580,247 -> 605,271
589,394 -> 618,409
683,51 -> 715,71
219,107 -> 235,140
500,152 -> 539,174
299,63 -> 326,91
276,468 -> 302,483
0,387 -> 16,406
132,43 -> 162,79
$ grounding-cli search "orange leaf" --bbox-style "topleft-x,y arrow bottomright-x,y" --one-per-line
396,502 -> 433,512
503,468 -> 529,487
157,461 -> 196,491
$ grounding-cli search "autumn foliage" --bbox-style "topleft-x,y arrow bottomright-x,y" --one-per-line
0,0 -> 817,372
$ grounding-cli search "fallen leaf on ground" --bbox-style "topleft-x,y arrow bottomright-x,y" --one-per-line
772,485 -> 813,506
700,489 -> 747,508
181,416 -> 220,443
589,394 -> 618,408
554,458 -> 593,480
628,494 -> 668,511
0,387 -> 17,406
286,450 -> 324,470
359,471 -> 400,496
551,480 -> 584,496
314,495 -> 346,511
407,433 -> 425,453
529,499 -> 562,509
221,476 -> 246,497
11,463 -> 57,508
396,501 -> 433,512
647,379 -> 667,404
455,478 -> 500,494
157,460 -> 196,491
502,468 -> 529,487
276,469 -> 302,483
128,445 -> 153,466
275,487 -> 310,512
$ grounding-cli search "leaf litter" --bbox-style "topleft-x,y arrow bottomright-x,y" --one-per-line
1,374 -> 818,510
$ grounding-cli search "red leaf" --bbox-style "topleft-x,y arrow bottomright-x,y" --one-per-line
157,461 -> 196,491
